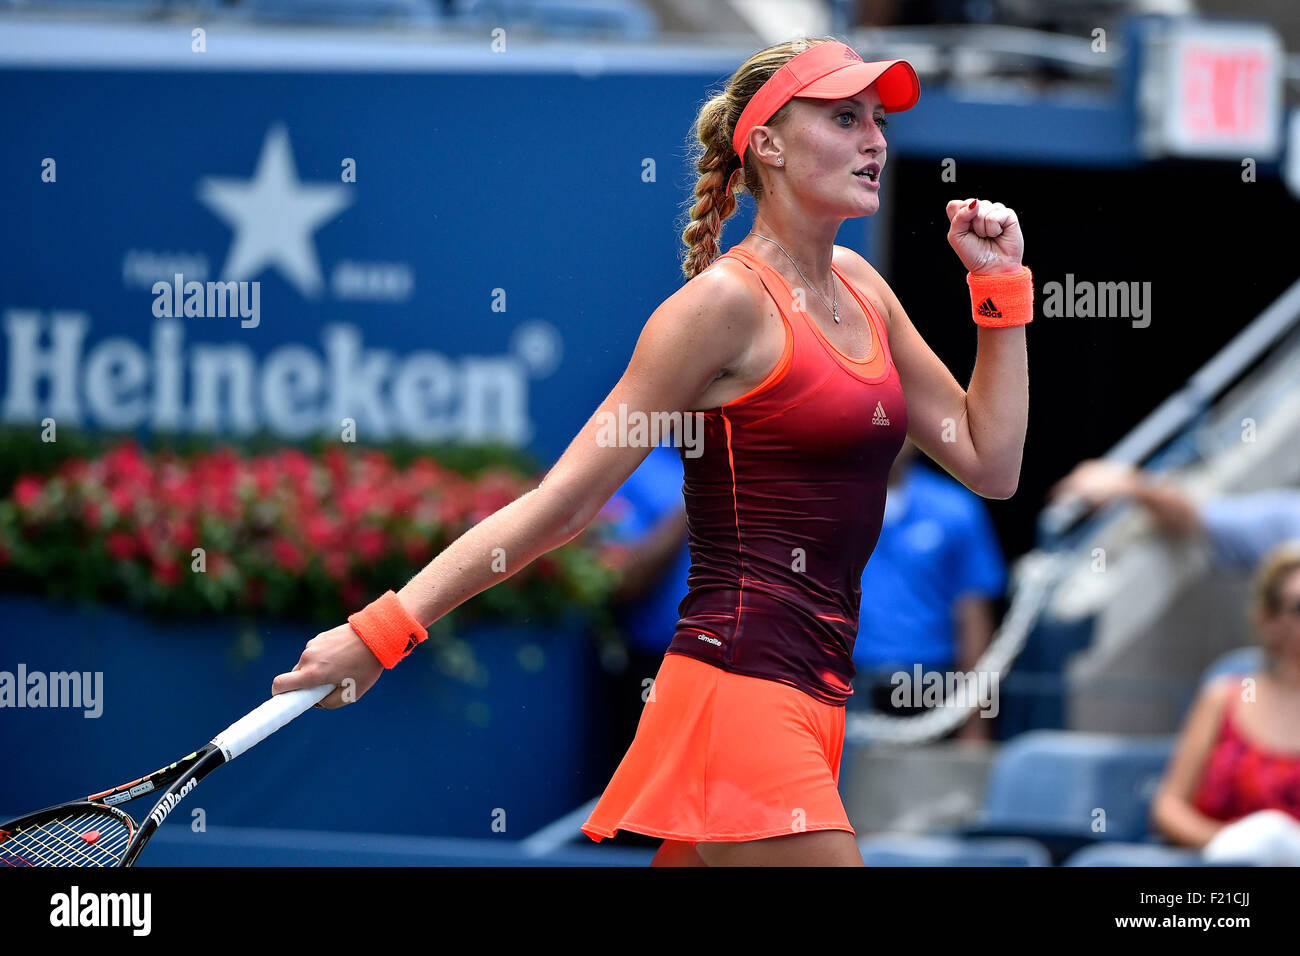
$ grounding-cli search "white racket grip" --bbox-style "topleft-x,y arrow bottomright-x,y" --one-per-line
210,684 -> 335,761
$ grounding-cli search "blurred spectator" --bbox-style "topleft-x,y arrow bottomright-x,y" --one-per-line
1048,460 -> 1300,570
596,441 -> 690,770
852,438 -> 1007,741
1149,542 -> 1300,865
854,0 -> 901,27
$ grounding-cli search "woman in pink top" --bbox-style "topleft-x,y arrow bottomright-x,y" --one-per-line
1151,542 -> 1300,864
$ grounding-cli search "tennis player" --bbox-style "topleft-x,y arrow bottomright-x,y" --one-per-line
273,35 -> 1031,866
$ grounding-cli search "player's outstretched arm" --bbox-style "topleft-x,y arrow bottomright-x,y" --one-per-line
273,266 -> 759,707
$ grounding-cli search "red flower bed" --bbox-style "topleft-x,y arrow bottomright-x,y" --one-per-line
0,439 -> 622,631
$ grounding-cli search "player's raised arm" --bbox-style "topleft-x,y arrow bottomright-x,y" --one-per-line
272,265 -> 758,708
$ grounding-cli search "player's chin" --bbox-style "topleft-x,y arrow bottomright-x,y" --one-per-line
843,184 -> 879,208
839,194 -> 879,218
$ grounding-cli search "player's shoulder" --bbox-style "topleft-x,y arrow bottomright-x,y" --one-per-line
832,244 -> 887,286
664,253 -> 764,332
833,244 -> 895,329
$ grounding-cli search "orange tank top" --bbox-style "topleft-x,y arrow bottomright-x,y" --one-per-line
667,244 -> 908,705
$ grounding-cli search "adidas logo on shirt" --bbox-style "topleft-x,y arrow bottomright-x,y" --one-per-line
977,297 -> 1002,318
872,401 -> 890,426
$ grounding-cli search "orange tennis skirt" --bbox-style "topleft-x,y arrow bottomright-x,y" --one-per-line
582,651 -> 854,844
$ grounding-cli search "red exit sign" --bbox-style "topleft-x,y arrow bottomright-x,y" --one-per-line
1148,21 -> 1282,158
1180,46 -> 1271,139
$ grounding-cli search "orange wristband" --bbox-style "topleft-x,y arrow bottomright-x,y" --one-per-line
968,266 -> 1033,328
347,590 -> 428,669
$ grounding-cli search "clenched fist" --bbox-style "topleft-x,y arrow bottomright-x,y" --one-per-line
945,198 -> 1024,275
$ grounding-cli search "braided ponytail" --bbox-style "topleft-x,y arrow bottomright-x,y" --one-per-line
679,35 -> 838,283
680,97 -> 739,282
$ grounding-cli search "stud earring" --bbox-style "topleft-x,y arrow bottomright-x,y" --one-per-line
776,157 -> 784,166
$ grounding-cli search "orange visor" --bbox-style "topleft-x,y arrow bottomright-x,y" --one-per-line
727,41 -> 920,195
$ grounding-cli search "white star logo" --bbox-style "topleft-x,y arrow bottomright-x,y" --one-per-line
197,123 -> 352,298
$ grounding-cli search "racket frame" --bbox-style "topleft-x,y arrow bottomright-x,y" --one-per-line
1,682 -> 331,867
0,743 -> 227,867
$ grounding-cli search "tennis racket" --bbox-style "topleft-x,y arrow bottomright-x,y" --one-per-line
0,682 -> 334,867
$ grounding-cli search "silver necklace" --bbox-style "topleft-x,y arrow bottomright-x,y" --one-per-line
751,233 -> 839,323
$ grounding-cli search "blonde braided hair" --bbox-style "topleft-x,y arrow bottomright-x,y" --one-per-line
679,36 -> 837,282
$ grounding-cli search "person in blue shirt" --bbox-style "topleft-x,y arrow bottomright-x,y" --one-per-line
852,438 -> 1008,741
1048,460 -> 1300,571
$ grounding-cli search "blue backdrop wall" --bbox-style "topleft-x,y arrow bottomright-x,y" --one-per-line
1,66 -> 790,460
0,594 -> 606,840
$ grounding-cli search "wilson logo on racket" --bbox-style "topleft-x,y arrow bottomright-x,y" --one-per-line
148,777 -> 197,827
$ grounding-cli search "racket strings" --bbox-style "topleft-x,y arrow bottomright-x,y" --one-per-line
0,813 -> 131,867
